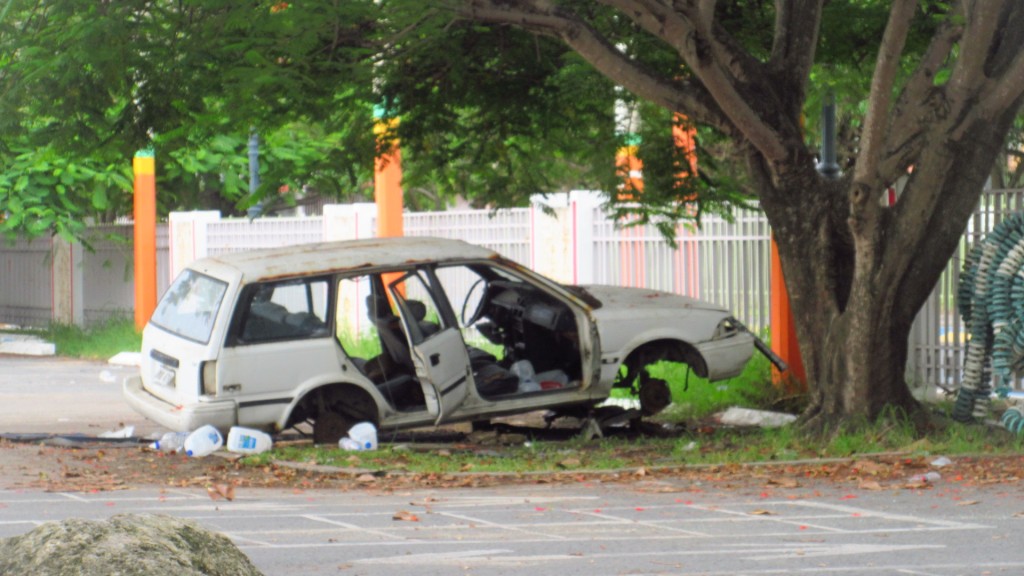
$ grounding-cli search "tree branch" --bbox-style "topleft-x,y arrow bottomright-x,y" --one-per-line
596,0 -> 790,161
882,18 -> 961,180
976,2 -> 1024,119
853,0 -> 917,193
769,0 -> 824,105
948,0 -> 1000,102
461,0 -> 737,135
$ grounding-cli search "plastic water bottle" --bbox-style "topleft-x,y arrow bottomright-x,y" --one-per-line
226,426 -> 273,454
347,422 -> 378,450
183,424 -> 223,457
150,431 -> 189,453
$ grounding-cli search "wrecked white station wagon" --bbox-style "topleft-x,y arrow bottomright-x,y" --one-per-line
123,237 -> 774,443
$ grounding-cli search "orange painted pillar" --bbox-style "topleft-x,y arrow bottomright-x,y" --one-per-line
673,116 -> 699,296
374,117 -> 403,239
615,142 -> 644,197
770,237 -> 806,391
132,151 -> 158,330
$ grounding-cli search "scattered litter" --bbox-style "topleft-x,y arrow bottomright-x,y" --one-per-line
930,456 -> 952,467
0,333 -> 55,356
226,426 -> 273,454
107,351 -> 142,366
714,407 -> 797,428
150,431 -> 189,452
681,441 -> 698,452
98,425 -> 135,439
339,422 -> 377,451
99,370 -> 117,383
908,471 -> 942,484
183,424 -> 223,457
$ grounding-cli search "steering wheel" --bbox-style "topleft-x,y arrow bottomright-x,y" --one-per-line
461,278 -> 489,326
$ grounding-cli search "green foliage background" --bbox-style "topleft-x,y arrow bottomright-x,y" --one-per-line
1,1 -> 1020,241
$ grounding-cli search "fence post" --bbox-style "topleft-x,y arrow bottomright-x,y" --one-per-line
50,236 -> 84,326
323,203 -> 378,342
570,190 -> 603,285
322,203 -> 378,242
530,193 -> 575,283
168,211 -> 220,281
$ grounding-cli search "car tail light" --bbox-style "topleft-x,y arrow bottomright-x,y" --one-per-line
201,361 -> 218,396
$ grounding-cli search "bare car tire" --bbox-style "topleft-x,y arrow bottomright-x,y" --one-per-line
313,411 -> 352,445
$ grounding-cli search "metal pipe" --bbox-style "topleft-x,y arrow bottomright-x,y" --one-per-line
816,91 -> 841,179
247,129 -> 262,219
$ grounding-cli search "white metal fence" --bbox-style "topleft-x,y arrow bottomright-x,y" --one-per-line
3,190 -> 1021,392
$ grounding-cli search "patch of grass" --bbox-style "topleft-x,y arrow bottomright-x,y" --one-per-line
612,350 -> 791,421
245,437 -> 639,473
36,317 -> 141,359
253,413 -> 1024,475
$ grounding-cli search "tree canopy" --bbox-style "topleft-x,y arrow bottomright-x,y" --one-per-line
4,0 -> 1024,426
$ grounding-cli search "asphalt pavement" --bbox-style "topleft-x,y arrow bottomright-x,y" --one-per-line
0,355 -> 158,437
3,355 -> 1024,575
2,480 -> 1023,575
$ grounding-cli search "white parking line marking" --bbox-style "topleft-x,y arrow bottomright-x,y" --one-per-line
302,514 -> 409,541
570,509 -> 711,536
437,511 -> 571,540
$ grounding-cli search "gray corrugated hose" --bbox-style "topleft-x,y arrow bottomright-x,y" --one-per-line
954,212 -> 1024,427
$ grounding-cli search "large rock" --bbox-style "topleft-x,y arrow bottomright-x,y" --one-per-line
0,513 -> 264,576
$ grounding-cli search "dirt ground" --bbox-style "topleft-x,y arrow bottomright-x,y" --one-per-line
3,431 -> 1022,498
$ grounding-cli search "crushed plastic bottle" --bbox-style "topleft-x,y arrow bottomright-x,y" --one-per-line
339,437 -> 361,451
226,426 -> 273,454
909,471 -> 942,484
150,431 -> 189,453
183,424 -> 223,457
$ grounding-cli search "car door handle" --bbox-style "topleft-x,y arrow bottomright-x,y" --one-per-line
430,353 -> 441,366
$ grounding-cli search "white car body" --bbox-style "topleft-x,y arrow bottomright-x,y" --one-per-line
123,237 -> 756,442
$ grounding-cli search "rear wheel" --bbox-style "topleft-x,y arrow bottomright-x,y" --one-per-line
311,386 -> 378,445
313,411 -> 352,445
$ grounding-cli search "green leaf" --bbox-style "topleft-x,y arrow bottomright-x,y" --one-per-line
91,188 -> 109,210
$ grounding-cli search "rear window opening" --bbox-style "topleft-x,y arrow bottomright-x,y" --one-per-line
150,270 -> 228,344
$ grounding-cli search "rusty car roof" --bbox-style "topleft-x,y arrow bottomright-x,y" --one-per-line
201,236 -> 499,281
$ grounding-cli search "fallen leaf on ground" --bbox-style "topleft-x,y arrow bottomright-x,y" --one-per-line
393,510 -> 419,522
956,500 -> 980,506
750,509 -> 775,516
859,479 -> 884,491
206,484 -> 235,501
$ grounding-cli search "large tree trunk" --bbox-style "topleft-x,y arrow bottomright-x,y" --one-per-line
759,108 -> 1022,430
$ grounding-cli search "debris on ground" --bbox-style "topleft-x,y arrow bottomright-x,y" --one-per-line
712,407 -> 798,428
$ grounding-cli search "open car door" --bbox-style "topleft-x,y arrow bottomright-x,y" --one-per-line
388,272 -> 472,424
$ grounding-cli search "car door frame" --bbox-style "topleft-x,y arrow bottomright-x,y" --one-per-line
386,269 -> 472,424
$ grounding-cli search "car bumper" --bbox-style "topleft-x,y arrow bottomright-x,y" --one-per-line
122,374 -> 236,433
696,332 -> 756,381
